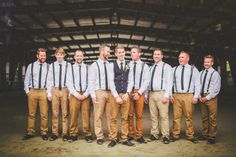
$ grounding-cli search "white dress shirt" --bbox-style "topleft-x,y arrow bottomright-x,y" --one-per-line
24,61 -> 49,94
66,62 -> 89,97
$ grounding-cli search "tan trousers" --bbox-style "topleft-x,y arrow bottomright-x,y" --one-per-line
93,90 -> 111,140
69,95 -> 91,137
172,93 -> 195,139
27,89 -> 48,135
128,89 -> 144,138
149,91 -> 169,137
110,93 -> 130,142
200,96 -> 218,139
51,87 -> 69,136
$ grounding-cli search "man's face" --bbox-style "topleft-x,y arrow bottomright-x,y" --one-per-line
55,53 -> 65,62
115,48 -> 125,61
153,50 -> 163,63
179,53 -> 189,65
204,58 -> 213,69
37,51 -> 46,63
131,48 -> 141,61
102,46 -> 110,60
74,51 -> 84,64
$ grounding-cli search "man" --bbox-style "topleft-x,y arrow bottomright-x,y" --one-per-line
47,47 -> 71,141
127,47 -> 149,143
23,48 -> 49,141
141,49 -> 172,144
89,44 -> 112,145
171,51 -> 200,143
197,54 -> 221,144
66,50 -> 93,143
108,45 -> 135,148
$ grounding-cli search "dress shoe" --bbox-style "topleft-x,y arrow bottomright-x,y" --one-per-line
136,137 -> 146,144
108,140 -> 116,148
22,134 -> 34,140
68,136 -> 78,142
97,139 -> 104,145
163,137 -> 170,144
149,135 -> 159,141
188,138 -> 199,144
122,140 -> 135,146
62,135 -> 69,141
49,134 -> 58,141
85,136 -> 93,143
198,135 -> 208,141
127,136 -> 134,141
207,138 -> 216,144
41,134 -> 48,141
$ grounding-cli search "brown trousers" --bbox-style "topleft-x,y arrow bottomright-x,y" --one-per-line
93,90 -> 111,140
172,93 -> 195,139
27,89 -> 48,135
69,95 -> 91,136
110,93 -> 130,142
51,87 -> 69,136
128,89 -> 145,138
200,95 -> 218,139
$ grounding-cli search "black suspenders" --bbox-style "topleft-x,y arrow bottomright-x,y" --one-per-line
64,62 -> 68,86
173,66 -> 178,92
139,62 -> 145,88
52,62 -> 68,87
31,63 -> 34,88
207,70 -> 215,93
86,65 -> 88,89
44,64 -> 49,88
95,61 -> 101,88
160,63 -> 165,90
71,64 -> 88,91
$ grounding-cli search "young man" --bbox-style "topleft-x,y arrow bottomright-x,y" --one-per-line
47,47 -> 71,141
127,47 -> 149,143
23,48 -> 49,140
141,49 -> 172,144
197,55 -> 221,144
67,50 -> 93,143
171,51 -> 200,143
108,45 -> 135,147
89,44 -> 112,145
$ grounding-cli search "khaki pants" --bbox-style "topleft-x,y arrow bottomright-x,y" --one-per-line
149,91 -> 169,137
93,90 -> 111,140
51,87 -> 69,136
110,93 -> 130,142
27,89 -> 48,135
172,93 -> 195,139
200,95 -> 218,139
128,89 -> 144,138
69,95 -> 91,137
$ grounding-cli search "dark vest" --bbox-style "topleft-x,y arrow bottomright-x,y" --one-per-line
113,61 -> 129,93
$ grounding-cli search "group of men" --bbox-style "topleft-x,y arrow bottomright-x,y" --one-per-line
23,44 -> 221,147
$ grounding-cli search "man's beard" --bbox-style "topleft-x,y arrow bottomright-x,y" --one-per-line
39,59 -> 45,63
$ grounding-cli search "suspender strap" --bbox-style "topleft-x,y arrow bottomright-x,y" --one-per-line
207,70 -> 215,92
31,63 -> 34,88
71,64 -> 76,90
200,70 -> 204,85
64,62 -> 68,86
95,61 -> 101,88
187,65 -> 194,92
139,62 -> 145,88
44,64 -> 49,88
52,63 -> 55,87
161,63 -> 165,90
86,65 -> 88,89
174,66 -> 178,92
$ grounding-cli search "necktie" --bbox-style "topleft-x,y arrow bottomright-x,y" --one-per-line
181,65 -> 185,90
120,62 -> 123,71
38,64 -> 42,88
201,70 -> 208,97
151,64 -> 157,91
133,62 -> 137,87
59,64 -> 62,90
104,62 -> 108,90
79,65 -> 82,92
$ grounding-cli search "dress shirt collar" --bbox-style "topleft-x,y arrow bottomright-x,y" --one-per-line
98,58 -> 109,64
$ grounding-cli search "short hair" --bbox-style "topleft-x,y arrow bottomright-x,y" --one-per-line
131,46 -> 141,53
37,48 -> 46,54
55,47 -> 65,55
153,48 -> 163,55
115,45 -> 125,53
204,54 -> 214,62
99,44 -> 110,53
179,51 -> 190,57
74,49 -> 84,55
